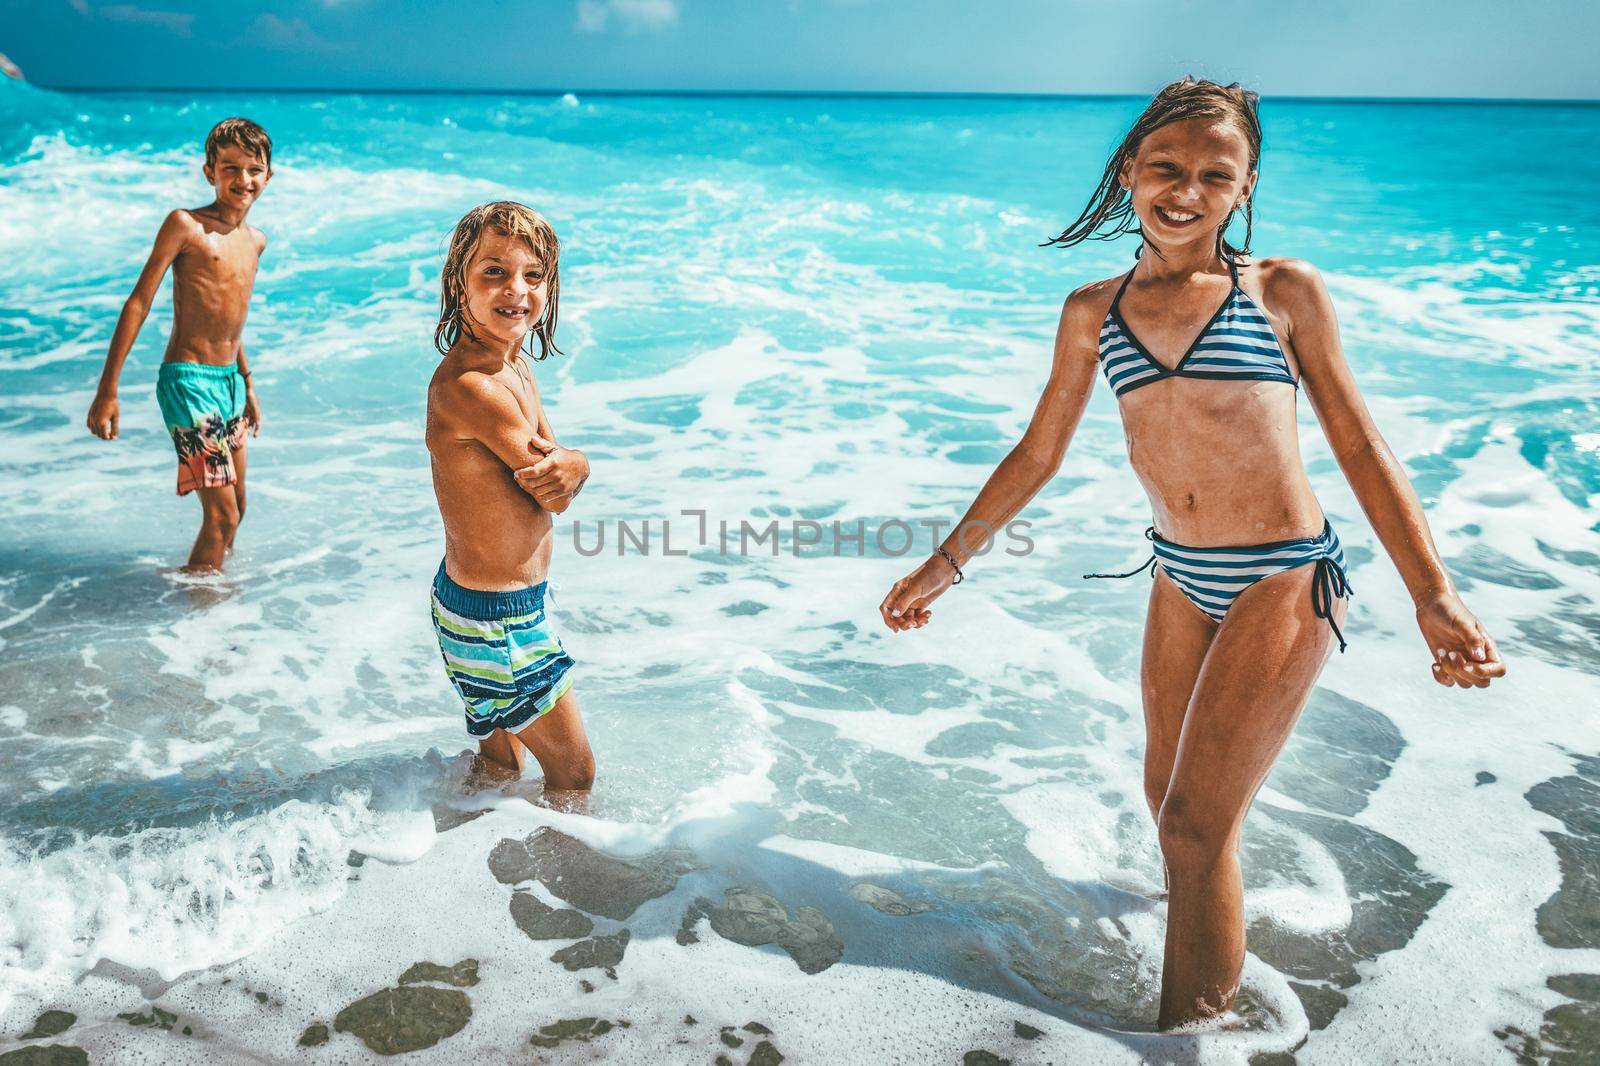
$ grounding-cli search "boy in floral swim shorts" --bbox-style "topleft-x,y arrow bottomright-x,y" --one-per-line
87,118 -> 271,572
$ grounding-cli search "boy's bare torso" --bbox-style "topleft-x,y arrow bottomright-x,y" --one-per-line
426,355 -> 553,591
165,208 -> 264,365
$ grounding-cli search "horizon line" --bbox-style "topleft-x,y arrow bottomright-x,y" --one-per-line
27,83 -> 1600,106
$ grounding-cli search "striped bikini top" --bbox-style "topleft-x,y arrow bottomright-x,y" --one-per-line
1097,259 -> 1297,398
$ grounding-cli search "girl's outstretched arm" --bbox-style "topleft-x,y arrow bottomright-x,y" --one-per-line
1272,258 -> 1506,689
880,283 -> 1104,632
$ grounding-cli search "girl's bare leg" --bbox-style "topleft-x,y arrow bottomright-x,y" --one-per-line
1155,564 -> 1345,1029
1141,570 -> 1217,822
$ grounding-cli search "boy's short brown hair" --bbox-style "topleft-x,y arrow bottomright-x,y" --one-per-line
205,117 -> 272,170
436,201 -> 563,360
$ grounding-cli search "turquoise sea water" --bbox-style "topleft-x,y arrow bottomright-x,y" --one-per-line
1,79 -> 1598,1062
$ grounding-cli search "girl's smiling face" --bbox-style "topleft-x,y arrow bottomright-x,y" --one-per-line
1121,117 -> 1257,251
462,230 -> 550,351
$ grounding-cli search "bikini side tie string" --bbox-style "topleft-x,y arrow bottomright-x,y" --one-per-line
1083,527 -> 1158,581
1311,555 -> 1353,653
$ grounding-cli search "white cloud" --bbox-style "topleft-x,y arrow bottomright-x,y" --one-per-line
97,4 -> 194,37
576,0 -> 607,31
65,0 -> 91,15
244,13 -> 341,52
576,0 -> 679,34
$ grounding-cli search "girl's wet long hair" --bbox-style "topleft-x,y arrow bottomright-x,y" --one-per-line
435,201 -> 563,360
1044,78 -> 1261,259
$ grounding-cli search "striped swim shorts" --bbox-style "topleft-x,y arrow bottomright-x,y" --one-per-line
430,562 -> 575,737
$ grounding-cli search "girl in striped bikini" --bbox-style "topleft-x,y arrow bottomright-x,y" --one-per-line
878,78 -> 1505,1030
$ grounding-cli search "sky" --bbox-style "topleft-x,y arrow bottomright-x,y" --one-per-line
2,0 -> 1598,99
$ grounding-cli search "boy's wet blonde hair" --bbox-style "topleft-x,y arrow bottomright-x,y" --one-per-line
205,117 -> 272,170
435,201 -> 563,360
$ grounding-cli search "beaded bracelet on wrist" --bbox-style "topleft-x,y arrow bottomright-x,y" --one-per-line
936,547 -> 964,584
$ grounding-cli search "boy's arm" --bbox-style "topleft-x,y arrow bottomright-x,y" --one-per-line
514,369 -> 590,513
237,227 -> 267,435
527,369 -> 556,443
438,371 -> 550,486
238,345 -> 263,437
88,210 -> 191,440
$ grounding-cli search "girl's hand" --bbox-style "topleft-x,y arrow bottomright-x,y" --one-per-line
1416,592 -> 1506,689
514,432 -> 588,514
243,388 -> 263,437
87,390 -> 119,440
880,556 -> 958,633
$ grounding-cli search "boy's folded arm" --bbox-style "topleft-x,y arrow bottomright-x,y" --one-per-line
523,375 -> 590,493
439,372 -> 546,483
525,371 -> 556,444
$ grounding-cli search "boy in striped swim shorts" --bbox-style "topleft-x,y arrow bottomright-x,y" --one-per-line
426,202 -> 595,797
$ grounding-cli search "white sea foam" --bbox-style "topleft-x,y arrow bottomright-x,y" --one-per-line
25,804 -> 1315,1062
0,793 -> 434,1019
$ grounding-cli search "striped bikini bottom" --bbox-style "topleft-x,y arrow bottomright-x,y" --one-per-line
1086,520 -> 1353,651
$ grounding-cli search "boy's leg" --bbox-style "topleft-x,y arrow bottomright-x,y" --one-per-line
477,728 -> 526,774
186,485 -> 241,572
512,689 -> 595,795
226,441 -> 247,553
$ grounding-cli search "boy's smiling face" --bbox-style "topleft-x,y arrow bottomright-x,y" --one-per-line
204,145 -> 271,211
1122,117 -> 1256,250
462,230 -> 550,350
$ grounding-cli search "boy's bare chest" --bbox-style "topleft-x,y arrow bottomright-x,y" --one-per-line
176,229 -> 259,291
